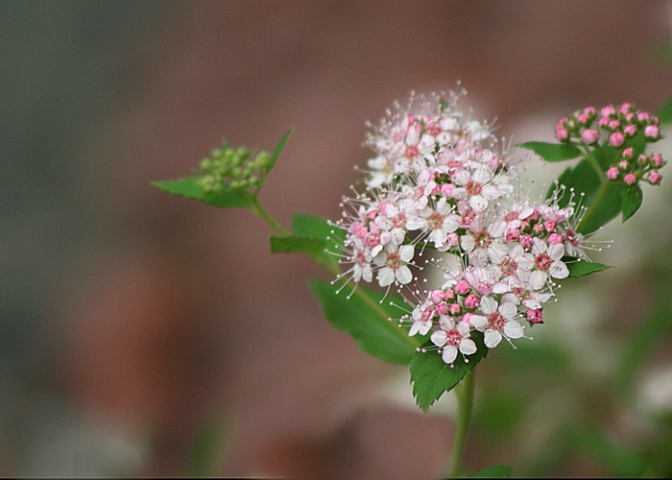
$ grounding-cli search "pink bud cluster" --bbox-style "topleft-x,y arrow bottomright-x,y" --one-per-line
555,103 -> 666,186
334,90 -> 593,365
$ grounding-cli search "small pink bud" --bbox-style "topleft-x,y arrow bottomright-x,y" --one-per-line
528,209 -> 540,221
504,227 -> 520,243
578,113 -> 590,125
435,303 -> 449,315
464,293 -> 480,309
610,132 -> 625,148
356,226 -> 368,238
648,171 -> 662,185
519,234 -> 533,248
624,125 -> 637,137
448,303 -> 462,315
609,120 -> 621,130
645,125 -> 660,140
548,233 -> 563,245
652,154 -> 664,167
519,220 -> 530,230
620,102 -> 634,113
455,280 -> 471,295
638,154 -> 648,166
446,232 -> 459,247
637,111 -> 651,122
444,289 -> 455,300
581,129 -> 599,144
624,173 -> 637,186
623,147 -> 633,159
618,160 -> 629,170
462,313 -> 475,327
606,167 -> 620,180
544,220 -> 557,232
555,128 -> 569,141
441,183 -> 454,197
431,290 -> 445,304
533,224 -> 545,234
526,309 -> 543,325
598,116 -> 610,127
601,105 -> 616,116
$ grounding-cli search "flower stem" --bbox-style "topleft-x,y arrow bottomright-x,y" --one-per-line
448,370 -> 475,478
249,196 -> 290,236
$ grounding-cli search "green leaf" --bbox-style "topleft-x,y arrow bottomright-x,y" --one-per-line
550,158 -> 601,206
292,213 -> 345,254
578,181 -> 624,234
410,334 -> 489,412
518,141 -> 582,162
266,128 -> 293,175
621,184 -> 643,222
468,464 -> 514,478
310,279 -> 425,365
657,95 -> 672,125
152,177 -> 254,208
566,260 -> 612,278
270,236 -> 325,256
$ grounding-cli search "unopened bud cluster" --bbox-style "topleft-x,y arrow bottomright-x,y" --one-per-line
555,103 -> 666,186
200,142 -> 270,193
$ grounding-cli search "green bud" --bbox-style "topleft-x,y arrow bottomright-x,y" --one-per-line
256,152 -> 270,168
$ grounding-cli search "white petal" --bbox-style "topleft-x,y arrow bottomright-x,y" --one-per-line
399,245 -> 414,262
481,184 -> 502,200
406,216 -> 426,231
484,330 -> 502,348
442,345 -> 458,364
529,270 -> 547,290
459,338 -> 477,355
469,195 -> 488,212
550,261 -> 569,279
548,243 -> 565,261
499,302 -> 517,320
531,237 -> 546,255
431,330 -> 447,347
396,265 -> 413,284
504,320 -> 524,339
409,322 -> 420,336
378,267 -> 395,287
480,296 -> 498,315
470,315 -> 488,331
418,322 -> 432,336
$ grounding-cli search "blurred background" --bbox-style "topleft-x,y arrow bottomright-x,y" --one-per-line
2,0 -> 672,477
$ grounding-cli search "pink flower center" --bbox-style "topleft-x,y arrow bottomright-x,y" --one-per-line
405,145 -> 419,159
501,257 -> 518,276
447,329 -> 462,346
488,312 -> 505,331
466,181 -> 482,196
421,306 -> 434,323
461,210 -> 475,226
535,253 -> 552,271
427,212 -> 444,230
474,231 -> 492,248
365,232 -> 381,248
386,252 -> 402,270
392,213 -> 407,229
504,211 -> 519,223
356,251 -> 368,266
426,122 -> 441,136
513,287 -> 531,301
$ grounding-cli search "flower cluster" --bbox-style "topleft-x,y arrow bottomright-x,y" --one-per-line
555,103 -> 666,186
335,90 -> 591,365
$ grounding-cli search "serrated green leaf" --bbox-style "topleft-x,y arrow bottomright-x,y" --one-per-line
310,279 -> 425,365
657,95 -> 672,125
518,141 -> 582,162
266,128 -> 293,175
270,236 -> 325,256
566,260 -> 612,278
410,334 -> 488,412
152,177 -> 254,208
621,184 -> 643,222
468,464 -> 514,478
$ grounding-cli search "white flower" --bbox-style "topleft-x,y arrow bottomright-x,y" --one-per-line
474,296 -> 524,349
374,244 -> 414,286
430,316 -> 478,364
406,197 -> 459,248
529,238 -> 569,290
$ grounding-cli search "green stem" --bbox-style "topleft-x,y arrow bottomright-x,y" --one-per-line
249,196 -> 290,236
579,143 -> 607,186
576,179 -> 609,233
448,370 -> 475,478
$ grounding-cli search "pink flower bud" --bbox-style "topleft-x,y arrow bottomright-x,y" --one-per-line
504,227 -> 520,243
624,173 -> 637,185
449,303 -> 462,315
548,233 -> 563,244
462,313 -> 475,327
618,160 -> 629,170
638,154 -> 648,166
446,232 -> 459,247
609,120 -> 621,130
444,289 -> 455,300
638,112 -> 651,122
581,129 -> 599,144
464,294 -> 480,309
648,171 -> 662,185
645,125 -> 660,140
620,102 -> 633,113
623,147 -> 633,159
455,280 -> 471,295
435,303 -> 449,315
555,128 -> 569,141
598,116 -> 609,127
601,105 -> 616,116
544,220 -> 557,232
606,167 -> 620,180
533,224 -> 544,234
610,132 -> 625,148
527,309 -> 543,325
652,154 -> 664,167
519,234 -> 533,248
441,183 -> 454,197
431,289 -> 445,303
624,125 -> 637,137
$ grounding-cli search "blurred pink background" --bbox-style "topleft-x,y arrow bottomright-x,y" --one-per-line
3,1 -> 672,477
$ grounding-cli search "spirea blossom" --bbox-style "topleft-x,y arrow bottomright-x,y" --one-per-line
333,89 -> 599,366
